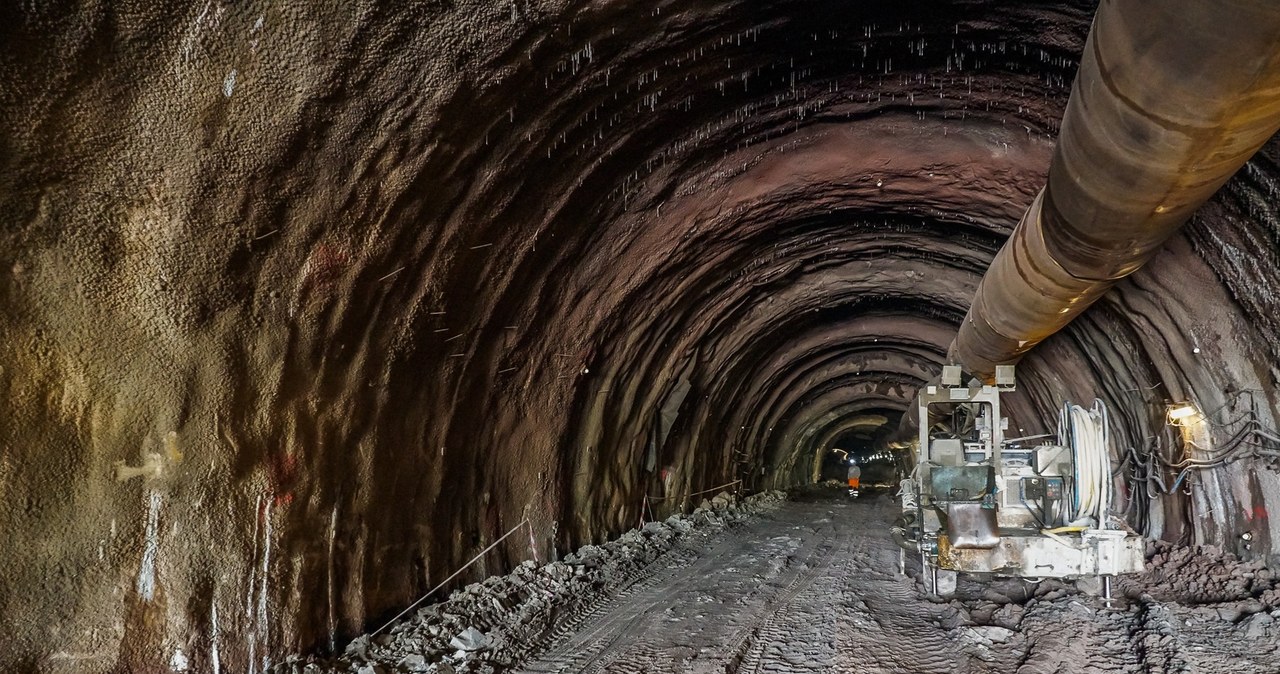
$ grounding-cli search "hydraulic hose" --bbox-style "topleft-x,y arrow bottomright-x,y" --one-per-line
890,513 -> 921,553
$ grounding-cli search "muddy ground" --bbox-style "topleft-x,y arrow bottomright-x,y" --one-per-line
293,489 -> 1279,674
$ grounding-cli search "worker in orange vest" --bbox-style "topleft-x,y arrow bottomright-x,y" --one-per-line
847,461 -> 861,496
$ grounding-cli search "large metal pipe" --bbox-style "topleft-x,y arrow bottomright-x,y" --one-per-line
951,0 -> 1280,381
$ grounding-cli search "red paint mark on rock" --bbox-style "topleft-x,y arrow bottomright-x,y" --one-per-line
294,242 -> 352,311
267,451 -> 300,507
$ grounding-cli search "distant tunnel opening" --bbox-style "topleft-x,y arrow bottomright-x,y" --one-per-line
818,414 -> 900,486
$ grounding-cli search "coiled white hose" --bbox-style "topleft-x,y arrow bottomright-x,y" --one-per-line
898,478 -> 919,510
1064,401 -> 1111,528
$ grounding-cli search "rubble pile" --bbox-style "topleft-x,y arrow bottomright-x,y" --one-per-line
1137,540 -> 1279,607
284,491 -> 788,674
952,539 -> 1280,624
944,537 -> 1280,671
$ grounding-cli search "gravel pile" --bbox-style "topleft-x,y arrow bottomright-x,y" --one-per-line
946,537 -> 1280,673
1136,540 -> 1279,607
279,490 -> 788,674
952,538 -> 1280,623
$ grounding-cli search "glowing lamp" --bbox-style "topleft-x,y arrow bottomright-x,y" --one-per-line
1167,403 -> 1199,422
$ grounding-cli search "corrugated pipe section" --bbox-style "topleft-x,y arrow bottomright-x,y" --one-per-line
950,0 -> 1280,381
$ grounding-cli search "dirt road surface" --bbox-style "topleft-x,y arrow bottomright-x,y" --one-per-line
517,494 -> 1279,674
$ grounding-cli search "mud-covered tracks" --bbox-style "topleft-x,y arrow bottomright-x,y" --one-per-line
727,537 -> 847,674
518,507 -> 848,674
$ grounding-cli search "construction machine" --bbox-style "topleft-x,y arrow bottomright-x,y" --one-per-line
893,365 -> 1144,599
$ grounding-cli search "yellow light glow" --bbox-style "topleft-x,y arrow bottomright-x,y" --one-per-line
1167,404 -> 1198,421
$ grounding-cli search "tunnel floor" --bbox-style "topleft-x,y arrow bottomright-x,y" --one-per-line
520,495 -> 957,673
518,497 -> 1280,674
322,493 -> 1280,674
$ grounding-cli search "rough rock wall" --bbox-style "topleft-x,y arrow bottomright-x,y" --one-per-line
1,0 -> 1278,671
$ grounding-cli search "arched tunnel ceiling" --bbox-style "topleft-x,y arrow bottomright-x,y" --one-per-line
2,0 -> 1280,670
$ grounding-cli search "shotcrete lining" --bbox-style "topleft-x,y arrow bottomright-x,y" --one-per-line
1,0 -> 1277,670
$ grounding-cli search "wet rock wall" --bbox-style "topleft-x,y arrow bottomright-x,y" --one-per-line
1,0 -> 1278,670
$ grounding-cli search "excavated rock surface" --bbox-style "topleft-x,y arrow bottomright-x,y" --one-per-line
2,0 -> 1280,671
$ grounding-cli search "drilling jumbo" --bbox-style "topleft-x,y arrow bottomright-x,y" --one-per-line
892,365 -> 1144,599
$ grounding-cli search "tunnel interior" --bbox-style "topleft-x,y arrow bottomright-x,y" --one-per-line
2,0 -> 1280,670
819,413 -> 898,484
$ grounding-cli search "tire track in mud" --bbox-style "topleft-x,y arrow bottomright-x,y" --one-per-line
329,494 -> 1280,674
722,537 -> 844,674
519,509 -> 841,674
521,496 -> 1274,674
520,533 -> 757,673
520,497 -> 978,674
828,522 -> 963,674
